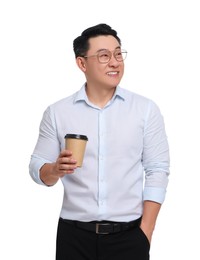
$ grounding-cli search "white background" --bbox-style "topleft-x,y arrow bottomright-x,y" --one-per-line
0,0 -> 200,259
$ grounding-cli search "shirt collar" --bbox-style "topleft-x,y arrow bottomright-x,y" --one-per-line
74,83 -> 126,104
74,84 -> 88,103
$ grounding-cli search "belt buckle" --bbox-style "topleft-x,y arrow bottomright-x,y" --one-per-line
96,223 -> 110,234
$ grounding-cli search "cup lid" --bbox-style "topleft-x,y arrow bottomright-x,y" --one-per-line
65,134 -> 88,141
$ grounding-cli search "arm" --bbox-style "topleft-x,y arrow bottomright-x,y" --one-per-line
29,106 -> 77,186
140,200 -> 161,243
141,101 -> 170,243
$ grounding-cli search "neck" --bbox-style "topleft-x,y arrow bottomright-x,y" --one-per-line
85,84 -> 116,108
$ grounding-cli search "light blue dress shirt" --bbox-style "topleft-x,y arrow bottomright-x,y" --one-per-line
29,84 -> 170,222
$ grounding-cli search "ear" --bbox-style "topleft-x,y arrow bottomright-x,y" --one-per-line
76,57 -> 86,72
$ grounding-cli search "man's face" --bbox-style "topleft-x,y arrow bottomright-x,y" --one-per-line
82,35 -> 125,90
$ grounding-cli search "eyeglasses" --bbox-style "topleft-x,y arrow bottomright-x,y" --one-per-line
83,49 -> 127,64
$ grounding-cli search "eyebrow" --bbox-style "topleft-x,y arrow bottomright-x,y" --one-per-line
96,46 -> 121,53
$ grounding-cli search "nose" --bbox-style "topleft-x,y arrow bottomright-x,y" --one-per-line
108,53 -> 120,66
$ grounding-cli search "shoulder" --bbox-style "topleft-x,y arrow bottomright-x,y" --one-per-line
119,87 -> 157,107
117,87 -> 162,119
49,84 -> 86,111
54,92 -> 77,107
46,90 -> 81,113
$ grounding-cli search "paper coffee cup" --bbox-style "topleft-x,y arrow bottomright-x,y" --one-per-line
65,134 -> 88,167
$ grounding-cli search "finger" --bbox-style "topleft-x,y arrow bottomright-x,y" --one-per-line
59,164 -> 77,176
58,157 -> 77,165
57,150 -> 72,159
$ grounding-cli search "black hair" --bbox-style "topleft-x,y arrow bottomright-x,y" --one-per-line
73,23 -> 121,58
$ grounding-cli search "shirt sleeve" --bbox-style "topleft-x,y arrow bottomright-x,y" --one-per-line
29,106 -> 60,185
142,100 -> 170,204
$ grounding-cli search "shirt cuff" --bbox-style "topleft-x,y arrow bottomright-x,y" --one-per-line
143,186 -> 167,204
29,155 -> 52,186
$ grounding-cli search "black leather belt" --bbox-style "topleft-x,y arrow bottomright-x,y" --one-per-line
60,217 -> 141,235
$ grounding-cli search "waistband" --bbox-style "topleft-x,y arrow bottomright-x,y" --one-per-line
60,217 -> 142,235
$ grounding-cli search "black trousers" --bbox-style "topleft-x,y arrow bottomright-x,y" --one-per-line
56,218 -> 150,260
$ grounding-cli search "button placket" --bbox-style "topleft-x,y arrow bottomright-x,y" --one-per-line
98,110 -> 107,210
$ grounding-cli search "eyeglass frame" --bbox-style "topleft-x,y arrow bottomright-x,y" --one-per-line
82,48 -> 128,64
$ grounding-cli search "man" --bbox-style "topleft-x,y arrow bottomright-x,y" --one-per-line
29,23 -> 170,260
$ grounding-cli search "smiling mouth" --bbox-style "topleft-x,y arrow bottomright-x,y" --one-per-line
106,72 -> 119,76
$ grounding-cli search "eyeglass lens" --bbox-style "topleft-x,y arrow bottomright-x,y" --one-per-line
98,50 -> 127,63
